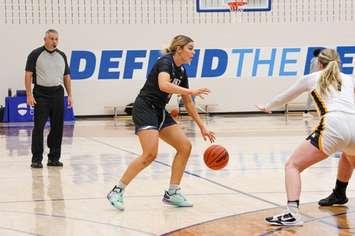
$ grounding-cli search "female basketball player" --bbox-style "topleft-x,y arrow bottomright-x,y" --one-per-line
107,35 -> 216,210
257,48 -> 355,226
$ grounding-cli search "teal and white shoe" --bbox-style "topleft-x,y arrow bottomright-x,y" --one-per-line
162,188 -> 193,207
107,186 -> 125,210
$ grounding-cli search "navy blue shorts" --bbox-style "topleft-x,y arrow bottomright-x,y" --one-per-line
132,96 -> 177,134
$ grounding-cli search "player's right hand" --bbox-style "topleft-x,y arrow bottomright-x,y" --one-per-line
200,127 -> 216,143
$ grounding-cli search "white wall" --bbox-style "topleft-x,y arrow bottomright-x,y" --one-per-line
0,1 -> 354,116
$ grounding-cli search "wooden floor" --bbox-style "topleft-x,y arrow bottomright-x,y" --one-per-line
0,113 -> 354,236
166,202 -> 355,236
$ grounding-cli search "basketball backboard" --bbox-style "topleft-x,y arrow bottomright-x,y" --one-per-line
196,0 -> 271,12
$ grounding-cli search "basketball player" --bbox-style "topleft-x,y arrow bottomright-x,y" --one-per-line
107,35 -> 216,210
257,48 -> 355,226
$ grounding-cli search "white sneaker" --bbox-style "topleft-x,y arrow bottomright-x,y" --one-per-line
162,188 -> 193,207
265,208 -> 303,226
107,186 -> 125,210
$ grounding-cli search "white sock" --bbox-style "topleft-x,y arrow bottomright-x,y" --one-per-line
117,181 -> 126,190
168,184 -> 180,194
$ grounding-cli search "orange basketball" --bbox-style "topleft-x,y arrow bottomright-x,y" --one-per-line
170,108 -> 179,118
203,145 -> 229,170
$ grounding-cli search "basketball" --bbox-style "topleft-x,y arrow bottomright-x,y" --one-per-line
203,145 -> 229,170
170,108 -> 179,118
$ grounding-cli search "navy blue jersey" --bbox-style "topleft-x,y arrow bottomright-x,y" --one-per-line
138,54 -> 189,108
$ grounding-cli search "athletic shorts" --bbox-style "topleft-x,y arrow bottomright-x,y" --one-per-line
306,112 -> 355,155
132,96 -> 177,134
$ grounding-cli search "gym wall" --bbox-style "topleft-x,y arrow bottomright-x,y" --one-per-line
0,0 -> 354,115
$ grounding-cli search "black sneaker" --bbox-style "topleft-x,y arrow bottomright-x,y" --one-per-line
31,162 -> 43,168
265,210 -> 303,226
47,160 -> 63,167
318,190 -> 348,206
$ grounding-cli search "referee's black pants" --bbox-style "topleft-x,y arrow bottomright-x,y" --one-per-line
32,85 -> 64,163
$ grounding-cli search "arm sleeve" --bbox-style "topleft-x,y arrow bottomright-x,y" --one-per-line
265,76 -> 312,110
25,52 -> 36,72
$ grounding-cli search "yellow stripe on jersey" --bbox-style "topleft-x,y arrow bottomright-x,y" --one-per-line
314,117 -> 325,152
310,90 -> 328,116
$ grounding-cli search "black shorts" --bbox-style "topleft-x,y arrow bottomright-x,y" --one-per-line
132,96 -> 177,134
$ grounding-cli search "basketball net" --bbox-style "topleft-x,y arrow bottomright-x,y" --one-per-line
226,0 -> 248,12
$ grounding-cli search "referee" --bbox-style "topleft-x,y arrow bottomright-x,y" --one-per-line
25,29 -> 73,168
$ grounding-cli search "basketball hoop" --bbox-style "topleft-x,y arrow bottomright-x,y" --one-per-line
226,0 -> 248,12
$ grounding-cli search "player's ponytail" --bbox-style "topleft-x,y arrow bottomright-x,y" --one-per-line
317,49 -> 342,96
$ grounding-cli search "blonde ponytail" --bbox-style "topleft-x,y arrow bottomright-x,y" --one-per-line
317,49 -> 342,96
